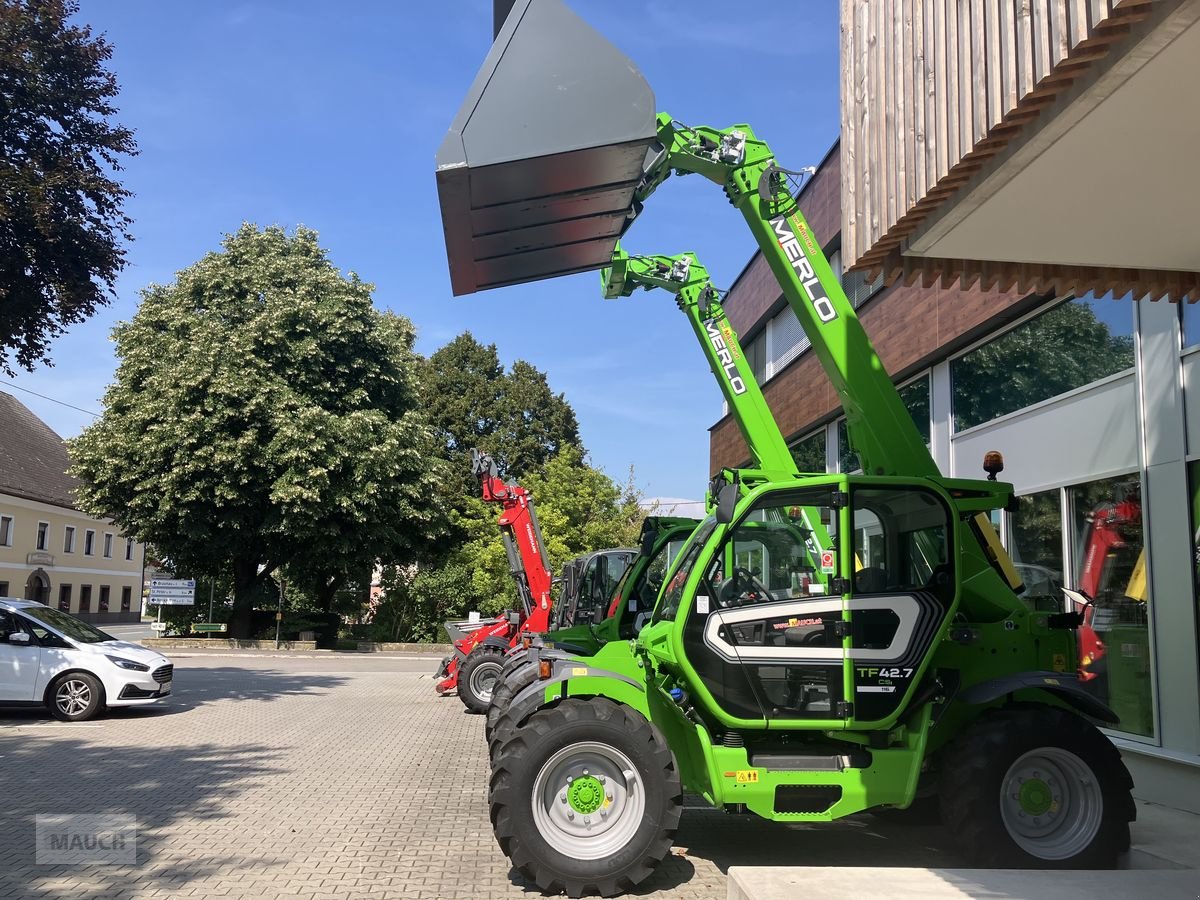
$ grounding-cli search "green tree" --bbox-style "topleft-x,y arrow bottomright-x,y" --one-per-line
69,225 -> 443,637
423,333 -> 580,491
0,0 -> 137,374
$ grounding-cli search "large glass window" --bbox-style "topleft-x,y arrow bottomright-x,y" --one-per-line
1182,301 -> 1200,350
789,430 -> 826,473
839,376 -> 931,474
1069,476 -> 1153,737
1008,490 -> 1065,605
745,332 -> 767,385
952,295 -> 1135,431
899,377 -> 931,446
837,420 -> 859,474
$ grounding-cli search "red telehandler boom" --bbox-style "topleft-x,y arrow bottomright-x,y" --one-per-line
434,450 -> 555,711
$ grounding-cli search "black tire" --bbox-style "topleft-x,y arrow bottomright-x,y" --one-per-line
47,672 -> 105,722
939,706 -> 1134,868
489,698 -> 681,897
458,645 -> 507,714
487,660 -> 540,749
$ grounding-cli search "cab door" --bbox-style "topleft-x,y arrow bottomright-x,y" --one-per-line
677,483 -> 854,726
846,483 -> 957,726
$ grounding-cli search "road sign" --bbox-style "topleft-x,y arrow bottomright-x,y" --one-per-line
150,595 -> 194,606
149,577 -> 195,606
150,622 -> 168,632
193,623 -> 227,633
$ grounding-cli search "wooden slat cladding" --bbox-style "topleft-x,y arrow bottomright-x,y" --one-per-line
839,0 -> 1155,275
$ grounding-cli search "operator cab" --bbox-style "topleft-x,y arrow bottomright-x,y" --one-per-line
660,477 -> 957,729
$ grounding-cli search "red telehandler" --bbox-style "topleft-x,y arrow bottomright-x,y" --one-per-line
434,450 -> 556,712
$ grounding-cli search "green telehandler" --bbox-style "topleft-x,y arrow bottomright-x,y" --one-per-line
484,248 -> 834,759
434,2 -> 1135,895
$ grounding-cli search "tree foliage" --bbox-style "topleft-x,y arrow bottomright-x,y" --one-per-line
0,0 -> 137,374
69,225 -> 444,636
952,300 -> 1135,431
423,333 -> 580,489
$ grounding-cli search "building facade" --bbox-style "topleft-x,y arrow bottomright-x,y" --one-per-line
0,392 -> 145,625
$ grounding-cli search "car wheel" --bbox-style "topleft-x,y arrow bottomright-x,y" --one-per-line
48,672 -> 104,722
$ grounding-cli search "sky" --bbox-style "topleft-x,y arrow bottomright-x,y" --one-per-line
5,0 -> 842,500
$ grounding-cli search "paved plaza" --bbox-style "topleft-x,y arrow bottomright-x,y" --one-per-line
0,652 -> 981,899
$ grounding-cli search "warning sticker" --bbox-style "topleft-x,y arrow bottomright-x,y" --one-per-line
734,770 -> 759,784
571,668 -> 589,676
820,550 -> 835,574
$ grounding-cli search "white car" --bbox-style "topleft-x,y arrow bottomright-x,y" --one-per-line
0,597 -> 173,721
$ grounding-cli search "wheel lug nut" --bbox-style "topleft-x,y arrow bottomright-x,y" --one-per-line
583,768 -> 589,776
560,793 -> 567,804
606,792 -> 613,801
584,816 -> 591,825
601,810 -> 608,818
566,776 -> 573,784
567,811 -> 574,820
599,775 -> 606,784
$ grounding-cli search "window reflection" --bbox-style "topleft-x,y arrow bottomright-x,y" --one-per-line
952,295 -> 1134,431
1069,476 -> 1152,738
789,430 -> 826,473
1007,490 -> 1064,606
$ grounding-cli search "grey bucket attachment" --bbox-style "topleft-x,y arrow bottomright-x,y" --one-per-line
436,0 -> 657,296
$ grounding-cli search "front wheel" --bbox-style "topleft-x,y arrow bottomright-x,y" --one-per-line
48,672 -> 104,722
940,706 -> 1134,868
489,698 -> 681,897
458,645 -> 506,714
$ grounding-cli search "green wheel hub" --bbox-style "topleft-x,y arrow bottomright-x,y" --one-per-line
1018,777 -> 1054,817
567,775 -> 605,815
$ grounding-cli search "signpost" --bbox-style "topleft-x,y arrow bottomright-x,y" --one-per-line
149,578 -> 195,606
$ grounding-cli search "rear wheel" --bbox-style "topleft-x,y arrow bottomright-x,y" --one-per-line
940,706 -> 1134,868
458,645 -> 506,714
487,660 -> 540,752
48,672 -> 104,722
490,698 -> 681,897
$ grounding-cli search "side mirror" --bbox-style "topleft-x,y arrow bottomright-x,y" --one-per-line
640,530 -> 656,556
715,481 -> 739,524
7,631 -> 31,645
591,607 -> 605,626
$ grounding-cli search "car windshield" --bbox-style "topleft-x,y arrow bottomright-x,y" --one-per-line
19,604 -> 114,644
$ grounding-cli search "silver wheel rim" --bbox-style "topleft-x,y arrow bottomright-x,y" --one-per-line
530,741 -> 646,860
56,679 -> 92,717
999,746 -> 1104,860
468,660 -> 502,704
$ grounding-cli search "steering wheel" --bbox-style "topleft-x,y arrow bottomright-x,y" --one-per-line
717,566 -> 772,609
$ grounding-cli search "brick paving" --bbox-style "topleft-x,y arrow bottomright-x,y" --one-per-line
0,655 -> 963,899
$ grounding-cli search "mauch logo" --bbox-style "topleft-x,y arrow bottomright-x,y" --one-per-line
770,215 -> 837,324
36,814 -> 136,865
704,320 -> 747,395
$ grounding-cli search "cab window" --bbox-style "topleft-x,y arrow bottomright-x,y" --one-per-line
701,489 -> 840,610
852,487 -> 951,596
